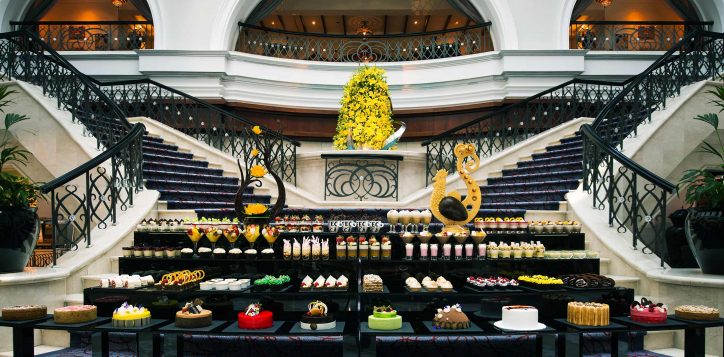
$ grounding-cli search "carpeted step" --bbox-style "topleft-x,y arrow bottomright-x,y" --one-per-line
560,135 -> 583,144
488,169 -> 582,185
545,140 -> 582,151
143,161 -> 224,176
193,207 -> 528,221
142,153 -> 209,168
481,189 -> 571,203
141,146 -> 194,160
144,170 -> 238,185
517,154 -> 582,168
165,199 -> 270,209
141,139 -> 178,151
481,179 -> 580,194
479,201 -> 561,210
159,190 -> 269,204
533,146 -> 582,159
145,179 -> 239,193
143,135 -> 164,143
502,161 -> 581,176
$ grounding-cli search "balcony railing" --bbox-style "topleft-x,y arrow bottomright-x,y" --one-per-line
11,21 -> 154,51
236,22 -> 493,62
570,21 -> 712,51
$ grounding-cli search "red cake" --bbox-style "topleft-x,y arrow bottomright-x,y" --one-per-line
630,298 -> 667,324
237,303 -> 273,330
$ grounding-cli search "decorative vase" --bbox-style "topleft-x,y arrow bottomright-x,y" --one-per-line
685,208 -> 724,275
0,207 -> 40,272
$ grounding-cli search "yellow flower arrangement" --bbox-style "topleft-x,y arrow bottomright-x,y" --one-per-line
249,165 -> 267,177
252,125 -> 262,135
333,66 -> 394,150
244,203 -> 268,216
250,148 -> 260,157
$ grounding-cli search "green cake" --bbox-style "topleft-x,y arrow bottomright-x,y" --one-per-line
368,305 -> 402,330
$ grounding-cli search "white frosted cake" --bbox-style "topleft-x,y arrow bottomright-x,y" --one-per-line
498,305 -> 541,331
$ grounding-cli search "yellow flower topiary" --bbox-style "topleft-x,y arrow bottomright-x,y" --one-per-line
250,148 -> 260,157
333,66 -> 394,150
244,203 -> 268,216
252,125 -> 262,135
249,165 -> 267,177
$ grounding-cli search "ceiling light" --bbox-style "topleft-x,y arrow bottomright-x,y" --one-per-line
414,20 -> 418,25
595,0 -> 613,7
312,21 -> 316,25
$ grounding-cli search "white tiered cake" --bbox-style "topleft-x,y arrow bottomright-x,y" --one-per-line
495,305 -> 545,331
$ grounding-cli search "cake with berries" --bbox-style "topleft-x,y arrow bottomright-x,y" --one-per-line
301,301 -> 335,330
175,299 -> 212,328
629,298 -> 667,323
368,305 -> 402,330
1,305 -> 47,321
238,303 -> 273,330
54,305 -> 97,324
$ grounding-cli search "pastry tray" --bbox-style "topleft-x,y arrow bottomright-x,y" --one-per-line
36,317 -> 110,330
0,314 -> 52,327
463,285 -> 526,294
221,320 -> 285,334
359,322 -> 414,334
288,321 -> 346,334
553,318 -> 628,331
667,316 -> 724,327
361,285 -> 389,294
562,285 -> 617,291
404,286 -> 456,293
421,320 -> 483,333
611,316 -> 687,330
95,319 -> 170,332
488,321 -> 556,334
298,286 -> 349,293
158,320 -> 228,333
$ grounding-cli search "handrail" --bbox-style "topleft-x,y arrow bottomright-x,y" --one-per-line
40,124 -> 145,192
90,77 -> 300,146
571,20 -> 713,25
421,78 -> 633,146
238,21 -> 492,39
579,125 -> 675,192
11,20 -> 153,25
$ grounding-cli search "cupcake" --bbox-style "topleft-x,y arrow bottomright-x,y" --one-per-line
198,247 -> 212,258
500,243 -> 511,259
122,247 -> 133,257
133,246 -> 143,258
180,248 -> 194,258
164,247 -> 176,258
143,246 -> 154,258
154,247 -> 165,258
261,248 -> 275,259
245,249 -> 258,260
487,243 -> 499,259
213,248 -> 226,259
229,248 -> 242,259
512,244 -> 523,259
523,244 -> 535,258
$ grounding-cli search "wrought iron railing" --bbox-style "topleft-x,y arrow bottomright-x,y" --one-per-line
570,21 -> 712,51
11,21 -> 154,51
0,30 -> 145,266
421,78 -> 631,185
26,251 -> 56,267
92,78 -> 300,184
237,22 -> 493,62
581,30 -> 724,266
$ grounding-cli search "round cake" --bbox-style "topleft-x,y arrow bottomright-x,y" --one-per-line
1,305 -> 47,321
238,303 -> 273,330
433,304 -> 470,329
498,305 -> 540,331
630,298 -> 667,324
368,305 -> 402,330
54,305 -> 97,324
567,302 -> 609,326
176,300 -> 212,328
301,301 -> 335,330
674,305 -> 720,321
112,303 -> 151,328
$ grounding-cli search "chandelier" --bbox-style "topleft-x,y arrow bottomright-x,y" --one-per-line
595,0 -> 613,7
356,20 -> 373,36
112,0 -> 127,7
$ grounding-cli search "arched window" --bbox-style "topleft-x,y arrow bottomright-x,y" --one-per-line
13,0 -> 154,50
569,0 -> 711,50
236,0 -> 494,62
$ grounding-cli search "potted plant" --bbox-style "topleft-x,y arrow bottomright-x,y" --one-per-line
0,86 -> 43,272
677,86 -> 724,274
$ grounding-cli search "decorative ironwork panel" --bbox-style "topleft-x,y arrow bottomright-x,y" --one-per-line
323,154 -> 402,201
237,22 -> 493,63
12,21 -> 154,51
570,21 -> 711,51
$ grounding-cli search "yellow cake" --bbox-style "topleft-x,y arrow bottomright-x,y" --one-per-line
112,303 -> 151,328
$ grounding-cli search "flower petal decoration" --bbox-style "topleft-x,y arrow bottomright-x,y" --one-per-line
249,165 -> 267,177
244,203 -> 268,216
252,125 -> 263,135
251,148 -> 260,157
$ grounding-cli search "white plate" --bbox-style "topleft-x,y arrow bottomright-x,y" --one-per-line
494,321 -> 547,331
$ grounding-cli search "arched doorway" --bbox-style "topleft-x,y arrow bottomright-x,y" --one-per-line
236,0 -> 495,62
12,0 -> 154,50
569,0 -> 712,50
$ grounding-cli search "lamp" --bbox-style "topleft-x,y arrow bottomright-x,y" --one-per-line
356,20 -> 373,36
112,0 -> 127,7
595,0 -> 612,7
